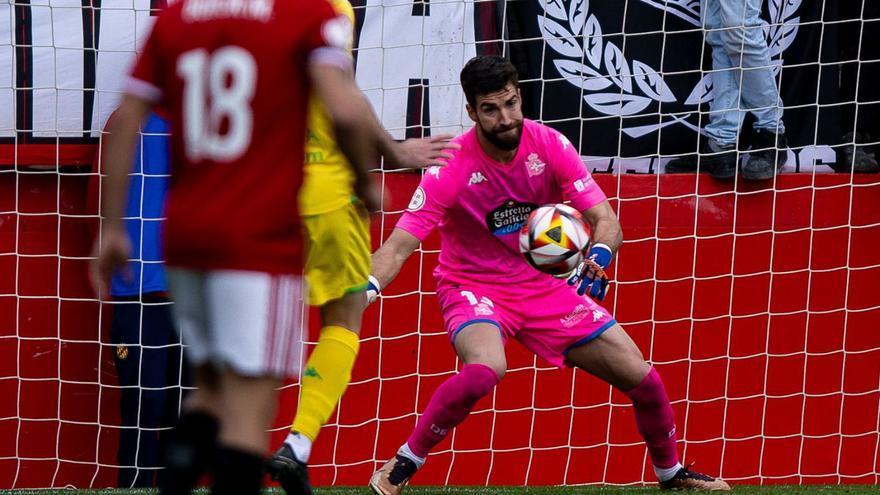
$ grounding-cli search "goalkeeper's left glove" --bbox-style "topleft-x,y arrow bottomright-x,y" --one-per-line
566,243 -> 613,301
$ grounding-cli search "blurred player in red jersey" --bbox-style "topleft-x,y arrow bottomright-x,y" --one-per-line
90,0 -> 418,493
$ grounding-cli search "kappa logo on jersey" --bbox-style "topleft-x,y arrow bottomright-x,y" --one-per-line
485,199 -> 538,236
468,172 -> 487,186
558,134 -> 571,150
592,309 -> 604,322
408,186 -> 426,211
427,166 -> 441,178
525,153 -> 546,177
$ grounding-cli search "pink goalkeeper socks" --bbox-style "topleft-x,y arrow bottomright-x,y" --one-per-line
624,367 -> 680,469
406,363 -> 500,458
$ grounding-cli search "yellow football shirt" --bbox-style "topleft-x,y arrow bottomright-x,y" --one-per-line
299,0 -> 357,216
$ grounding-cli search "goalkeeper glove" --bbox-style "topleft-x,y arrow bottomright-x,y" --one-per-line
366,275 -> 381,304
566,243 -> 612,301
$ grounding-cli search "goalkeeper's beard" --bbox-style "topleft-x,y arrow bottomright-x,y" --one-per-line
482,122 -> 522,152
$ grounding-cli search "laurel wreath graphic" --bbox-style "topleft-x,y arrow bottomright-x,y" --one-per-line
539,0 -> 801,135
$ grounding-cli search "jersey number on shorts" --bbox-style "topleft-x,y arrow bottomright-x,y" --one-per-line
177,46 -> 257,162
461,291 -> 494,308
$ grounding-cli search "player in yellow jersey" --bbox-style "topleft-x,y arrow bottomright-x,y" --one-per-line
265,2 -> 457,494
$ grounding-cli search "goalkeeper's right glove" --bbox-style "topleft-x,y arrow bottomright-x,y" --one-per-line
366,275 -> 381,304
567,243 -> 612,301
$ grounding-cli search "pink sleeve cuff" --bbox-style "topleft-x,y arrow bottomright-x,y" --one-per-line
395,215 -> 431,242
569,190 -> 606,212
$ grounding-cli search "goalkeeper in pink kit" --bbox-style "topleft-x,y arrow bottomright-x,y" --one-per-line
366,56 -> 730,492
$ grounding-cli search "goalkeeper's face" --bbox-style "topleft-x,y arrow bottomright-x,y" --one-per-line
469,84 -> 523,152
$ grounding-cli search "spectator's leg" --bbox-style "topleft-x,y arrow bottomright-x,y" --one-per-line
718,0 -> 785,134
832,0 -> 878,172
702,0 -> 741,147
857,2 -> 880,142
838,0 -> 861,137
111,302 -> 142,488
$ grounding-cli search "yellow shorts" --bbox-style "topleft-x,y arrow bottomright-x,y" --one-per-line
303,202 -> 371,307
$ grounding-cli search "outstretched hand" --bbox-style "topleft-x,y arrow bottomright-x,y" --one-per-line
394,134 -> 461,169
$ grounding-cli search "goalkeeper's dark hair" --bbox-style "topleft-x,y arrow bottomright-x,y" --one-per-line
460,55 -> 519,108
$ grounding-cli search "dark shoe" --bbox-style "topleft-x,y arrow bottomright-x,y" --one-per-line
659,463 -> 731,491
664,154 -> 698,173
665,139 -> 737,179
266,443 -> 313,495
835,132 -> 879,173
158,411 -> 218,495
369,455 -> 419,495
743,129 -> 787,180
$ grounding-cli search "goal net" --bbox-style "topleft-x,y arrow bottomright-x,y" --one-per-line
1,0 -> 879,489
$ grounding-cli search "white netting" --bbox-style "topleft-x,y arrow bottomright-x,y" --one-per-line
1,0 -> 879,489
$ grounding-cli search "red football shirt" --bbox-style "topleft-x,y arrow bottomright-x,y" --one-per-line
125,0 -> 351,274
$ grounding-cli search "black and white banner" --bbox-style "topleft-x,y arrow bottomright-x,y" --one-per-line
0,0 -> 160,165
502,0 -> 852,173
2,0 -> 867,172
354,0 -> 856,173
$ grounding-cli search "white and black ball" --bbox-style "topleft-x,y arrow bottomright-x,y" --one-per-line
519,204 -> 590,276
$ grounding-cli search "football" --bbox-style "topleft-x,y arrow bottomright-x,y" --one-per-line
519,204 -> 591,276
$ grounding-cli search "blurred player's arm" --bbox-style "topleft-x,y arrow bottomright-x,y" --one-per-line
309,63 -> 456,188
350,93 -> 458,169
309,62 -> 383,209
342,91 -> 458,170
90,94 -> 152,295
381,128 -> 459,170
567,199 -> 622,301
365,227 -> 421,304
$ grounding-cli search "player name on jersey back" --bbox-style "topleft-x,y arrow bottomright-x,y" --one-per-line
182,0 -> 273,22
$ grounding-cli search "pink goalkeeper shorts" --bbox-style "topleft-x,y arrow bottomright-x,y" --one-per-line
436,275 -> 616,368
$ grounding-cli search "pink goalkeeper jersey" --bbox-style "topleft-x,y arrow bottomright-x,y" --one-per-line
396,119 -> 607,285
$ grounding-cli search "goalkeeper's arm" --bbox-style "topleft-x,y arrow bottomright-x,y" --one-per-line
567,200 -> 623,301
582,200 -> 622,256
366,228 -> 421,304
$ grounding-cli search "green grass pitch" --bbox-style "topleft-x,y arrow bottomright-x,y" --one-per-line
3,486 -> 877,494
